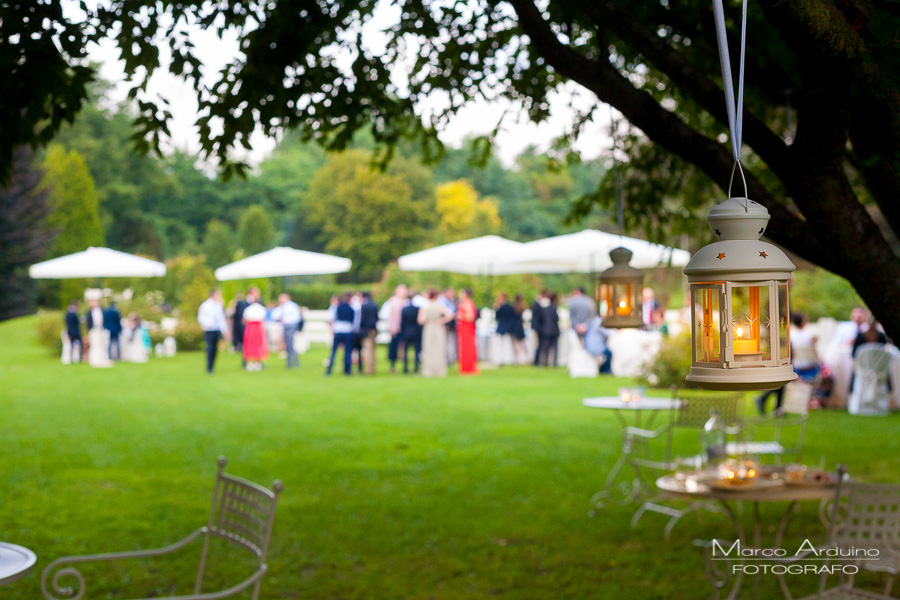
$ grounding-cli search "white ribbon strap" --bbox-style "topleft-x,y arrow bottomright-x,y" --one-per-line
712,0 -> 747,164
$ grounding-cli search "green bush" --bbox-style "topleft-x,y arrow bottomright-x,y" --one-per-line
149,321 -> 205,352
35,311 -> 64,354
638,332 -> 695,389
791,268 -> 863,321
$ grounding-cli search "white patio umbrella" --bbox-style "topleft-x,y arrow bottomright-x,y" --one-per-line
214,246 -> 351,280
397,235 -> 526,275
29,247 -> 167,279
504,230 -> 690,273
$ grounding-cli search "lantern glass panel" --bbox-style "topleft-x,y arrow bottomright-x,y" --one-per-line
730,285 -> 771,362
778,283 -> 790,360
693,287 -> 721,364
612,284 -> 634,316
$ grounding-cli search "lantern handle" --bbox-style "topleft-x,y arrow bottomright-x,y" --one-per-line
727,161 -> 750,211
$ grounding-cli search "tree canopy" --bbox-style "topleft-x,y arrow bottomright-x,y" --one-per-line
4,0 -> 900,333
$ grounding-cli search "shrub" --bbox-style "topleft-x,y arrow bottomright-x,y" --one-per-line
35,311 -> 64,354
149,321 -> 205,352
638,332 -> 694,389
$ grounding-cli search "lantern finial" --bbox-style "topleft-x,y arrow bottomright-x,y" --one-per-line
707,197 -> 769,241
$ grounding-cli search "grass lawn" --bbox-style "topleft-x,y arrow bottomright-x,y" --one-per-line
2,315 -> 899,599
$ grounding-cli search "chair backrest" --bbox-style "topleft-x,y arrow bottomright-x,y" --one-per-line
782,381 -> 812,416
855,344 -> 891,377
206,457 -> 282,563
673,391 -> 743,429
827,468 -> 900,570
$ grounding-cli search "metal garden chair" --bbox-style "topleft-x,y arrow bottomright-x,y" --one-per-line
776,465 -> 900,600
732,380 -> 810,463
627,390 -> 744,538
41,457 -> 282,600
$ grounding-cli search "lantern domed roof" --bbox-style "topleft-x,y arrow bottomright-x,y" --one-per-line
684,197 -> 795,280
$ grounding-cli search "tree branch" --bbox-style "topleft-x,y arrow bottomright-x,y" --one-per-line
758,0 -> 900,158
507,0 -> 840,272
581,1 -> 793,180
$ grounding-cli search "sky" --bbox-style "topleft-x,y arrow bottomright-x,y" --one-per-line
83,1 -> 614,168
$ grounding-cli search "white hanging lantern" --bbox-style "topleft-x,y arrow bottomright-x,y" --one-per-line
599,247 -> 644,329
684,197 -> 796,391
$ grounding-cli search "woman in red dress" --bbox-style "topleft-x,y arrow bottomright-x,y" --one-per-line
456,289 -> 479,375
242,297 -> 269,371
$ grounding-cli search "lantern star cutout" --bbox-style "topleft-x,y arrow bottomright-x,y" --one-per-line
759,251 -> 768,258
717,252 -> 726,260
714,228 -> 722,236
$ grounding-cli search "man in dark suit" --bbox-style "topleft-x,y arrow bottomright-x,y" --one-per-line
65,300 -> 82,363
530,291 -> 546,366
400,298 -> 423,374
358,291 -> 379,375
232,292 -> 248,353
104,301 -> 122,361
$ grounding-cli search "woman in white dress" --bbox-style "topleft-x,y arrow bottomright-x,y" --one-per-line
86,298 -> 112,368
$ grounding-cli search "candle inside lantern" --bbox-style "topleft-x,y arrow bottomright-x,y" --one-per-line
733,326 -> 762,361
616,299 -> 631,315
620,388 -> 631,403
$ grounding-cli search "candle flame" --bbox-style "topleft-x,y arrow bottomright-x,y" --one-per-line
735,326 -> 743,340
747,469 -> 756,478
726,470 -> 735,479
619,300 -> 627,309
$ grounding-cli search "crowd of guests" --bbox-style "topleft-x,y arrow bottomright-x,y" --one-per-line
63,297 -> 150,366
755,306 -> 893,414
196,284 -> 626,378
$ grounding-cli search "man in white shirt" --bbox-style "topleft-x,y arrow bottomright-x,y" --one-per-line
197,289 -> 230,374
277,293 -> 303,369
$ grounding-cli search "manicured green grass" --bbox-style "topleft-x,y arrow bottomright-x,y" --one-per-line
1,315 -> 899,599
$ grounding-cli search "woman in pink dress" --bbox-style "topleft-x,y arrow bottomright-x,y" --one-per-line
242,298 -> 269,371
456,289 -> 479,375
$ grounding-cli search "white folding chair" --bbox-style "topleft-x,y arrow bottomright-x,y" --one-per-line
849,344 -> 891,416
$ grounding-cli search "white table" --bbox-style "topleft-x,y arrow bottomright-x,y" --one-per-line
0,542 -> 36,587
583,396 -> 682,511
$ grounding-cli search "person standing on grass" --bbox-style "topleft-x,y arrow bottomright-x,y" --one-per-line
358,291 -> 379,375
530,291 -> 547,366
567,286 -> 596,340
457,288 -> 479,375
104,301 -> 122,361
242,288 -> 268,371
419,288 -> 453,377
400,291 -> 424,373
198,289 -> 230,374
327,291 -> 356,376
439,288 -> 458,365
231,292 -> 248,354
381,284 -> 409,374
65,300 -> 82,364
537,292 -> 561,367
277,293 -> 303,369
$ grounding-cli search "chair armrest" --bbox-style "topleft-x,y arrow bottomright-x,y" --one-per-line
41,528 -> 207,600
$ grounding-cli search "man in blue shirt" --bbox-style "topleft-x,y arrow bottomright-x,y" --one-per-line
327,291 -> 356,376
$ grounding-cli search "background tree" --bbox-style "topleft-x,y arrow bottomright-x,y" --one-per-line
41,145 -> 105,307
236,205 -> 275,256
0,148 -> 54,320
42,146 -> 105,258
12,0 -> 898,335
435,180 -> 502,242
202,219 -> 237,270
304,150 -> 436,280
